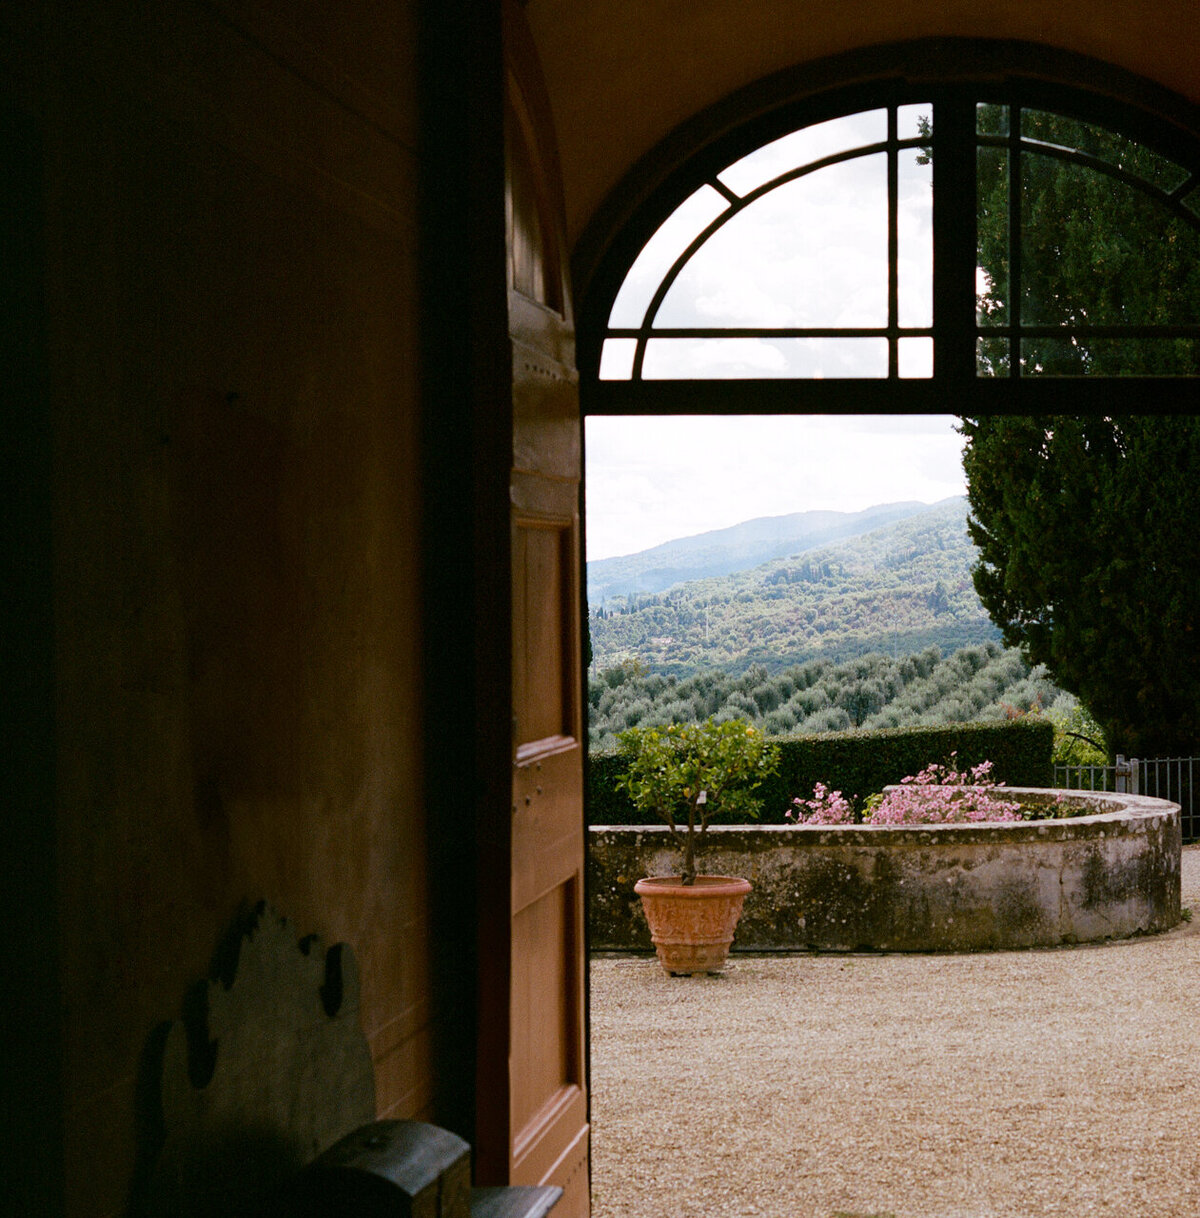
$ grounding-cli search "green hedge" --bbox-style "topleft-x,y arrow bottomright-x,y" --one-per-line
588,718 -> 1055,826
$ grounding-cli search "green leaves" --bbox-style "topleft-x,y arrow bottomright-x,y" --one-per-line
588,498 -> 997,685
975,109 -> 1200,375
961,415 -> 1200,756
618,718 -> 778,821
617,719 -> 780,883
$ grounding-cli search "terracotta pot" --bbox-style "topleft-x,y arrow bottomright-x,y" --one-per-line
633,875 -> 752,975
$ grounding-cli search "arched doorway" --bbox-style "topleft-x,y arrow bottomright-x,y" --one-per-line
572,42 -> 1200,1212
574,40 -> 1200,415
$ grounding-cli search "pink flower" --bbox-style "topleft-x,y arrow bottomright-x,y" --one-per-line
865,754 -> 1020,824
789,782 -> 856,825
788,756 -> 1022,828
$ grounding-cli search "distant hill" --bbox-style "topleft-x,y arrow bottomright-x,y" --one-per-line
588,496 -> 1001,679
586,500 -> 937,605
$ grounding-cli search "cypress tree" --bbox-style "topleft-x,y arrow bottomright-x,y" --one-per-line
961,414 -> 1200,757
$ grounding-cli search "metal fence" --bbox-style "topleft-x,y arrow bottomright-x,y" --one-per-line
1053,755 -> 1198,842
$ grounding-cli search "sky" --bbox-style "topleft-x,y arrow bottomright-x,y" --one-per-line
585,109 -> 965,562
584,414 -> 968,560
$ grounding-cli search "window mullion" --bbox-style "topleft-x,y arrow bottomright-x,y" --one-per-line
932,92 -> 977,383
1008,102 -> 1022,376
888,105 -> 899,378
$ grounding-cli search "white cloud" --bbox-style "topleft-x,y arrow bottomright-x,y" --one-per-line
587,111 -> 960,561
718,109 -> 888,196
658,159 -> 889,331
585,415 -> 967,560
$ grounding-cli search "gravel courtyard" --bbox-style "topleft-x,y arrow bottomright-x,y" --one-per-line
589,846 -> 1200,1218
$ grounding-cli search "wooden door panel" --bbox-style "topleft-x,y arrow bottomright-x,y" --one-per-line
512,1084 -> 588,1189
542,1129 -> 590,1218
511,308 -> 580,481
511,878 -> 581,1144
509,499 -> 586,1208
512,751 -> 583,914
496,3 -> 589,1213
512,518 -> 572,751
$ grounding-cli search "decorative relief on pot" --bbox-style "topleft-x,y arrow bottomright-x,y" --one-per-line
634,875 -> 752,974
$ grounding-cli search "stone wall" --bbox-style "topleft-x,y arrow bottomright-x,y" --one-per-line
590,791 -> 1181,952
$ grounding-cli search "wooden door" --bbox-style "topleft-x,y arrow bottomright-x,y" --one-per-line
489,6 -> 589,1215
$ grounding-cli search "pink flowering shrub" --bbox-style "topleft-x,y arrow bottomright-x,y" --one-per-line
865,754 -> 1021,825
788,754 -> 1023,827
786,782 -> 856,825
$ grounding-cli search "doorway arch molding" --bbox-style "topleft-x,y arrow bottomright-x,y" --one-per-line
574,38 -> 1200,416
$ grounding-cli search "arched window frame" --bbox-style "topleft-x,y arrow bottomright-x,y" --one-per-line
575,41 -> 1200,416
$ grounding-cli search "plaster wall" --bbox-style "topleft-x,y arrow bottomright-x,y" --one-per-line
7,2 -> 1200,1214
591,793 -> 1182,952
526,0 -> 1200,243
5,4 -> 439,1215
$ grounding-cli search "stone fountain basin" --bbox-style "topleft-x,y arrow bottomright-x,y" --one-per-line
589,790 -> 1181,952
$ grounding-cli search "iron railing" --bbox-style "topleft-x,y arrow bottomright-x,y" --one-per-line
1053,755 -> 1198,842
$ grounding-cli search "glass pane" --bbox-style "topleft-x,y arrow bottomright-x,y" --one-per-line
641,337 -> 888,378
1020,152 -> 1200,333
607,186 -> 729,328
657,154 -> 888,328
598,338 -> 638,380
1021,336 -> 1200,376
1021,110 -> 1190,193
897,104 -> 931,142
1184,185 -> 1200,220
899,337 -> 933,378
977,103 -> 1009,136
717,110 -> 887,197
898,147 -> 933,327
976,146 -> 1008,327
977,336 -> 1010,376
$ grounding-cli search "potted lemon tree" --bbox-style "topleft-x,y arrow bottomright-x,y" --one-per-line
618,718 -> 779,974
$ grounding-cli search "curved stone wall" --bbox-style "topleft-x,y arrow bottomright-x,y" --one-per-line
589,791 -> 1181,952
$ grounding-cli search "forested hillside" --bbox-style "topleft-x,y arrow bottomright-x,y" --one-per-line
588,641 -> 1069,749
586,499 -> 932,604
588,496 -> 999,678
